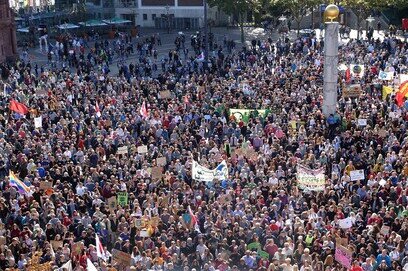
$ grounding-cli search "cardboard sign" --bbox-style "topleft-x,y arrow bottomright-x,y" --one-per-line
378,129 -> 387,138
40,181 -> 53,190
108,196 -> 117,210
0,236 -> 5,246
350,170 -> 365,181
156,157 -> 166,167
151,167 -> 163,180
159,90 -> 171,99
343,84 -> 361,98
112,249 -> 131,266
137,145 -> 148,154
117,192 -> 128,206
335,244 -> 352,269
51,240 -> 63,250
117,146 -> 128,155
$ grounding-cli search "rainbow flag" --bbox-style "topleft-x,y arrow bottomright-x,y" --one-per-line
9,171 -> 31,195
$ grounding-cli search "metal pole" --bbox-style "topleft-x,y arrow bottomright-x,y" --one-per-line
203,0 -> 208,63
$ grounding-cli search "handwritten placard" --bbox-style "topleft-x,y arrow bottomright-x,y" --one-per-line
51,240 -> 63,250
350,170 -> 365,181
156,157 -> 166,167
117,192 -> 128,206
137,145 -> 148,154
108,196 -> 117,210
112,249 -> 131,266
151,167 -> 163,180
117,146 -> 128,155
357,119 -> 367,126
335,244 -> 352,269
40,181 -> 53,190
159,90 -> 171,99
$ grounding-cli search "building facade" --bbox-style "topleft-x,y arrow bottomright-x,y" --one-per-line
85,0 -> 228,30
115,0 -> 227,29
0,0 -> 17,62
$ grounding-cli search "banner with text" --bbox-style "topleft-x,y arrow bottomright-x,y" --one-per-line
296,164 -> 325,191
192,160 -> 228,182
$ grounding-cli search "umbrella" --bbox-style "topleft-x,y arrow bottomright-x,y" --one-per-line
57,23 -> 80,30
79,20 -> 107,27
102,17 -> 132,25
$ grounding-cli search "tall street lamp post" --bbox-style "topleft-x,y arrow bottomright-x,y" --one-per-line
203,0 -> 208,65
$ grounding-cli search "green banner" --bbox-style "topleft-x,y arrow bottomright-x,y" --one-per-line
117,192 -> 128,206
247,242 -> 261,251
229,109 -> 270,123
258,250 -> 270,259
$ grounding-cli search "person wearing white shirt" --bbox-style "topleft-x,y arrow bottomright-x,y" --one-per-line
76,183 -> 87,196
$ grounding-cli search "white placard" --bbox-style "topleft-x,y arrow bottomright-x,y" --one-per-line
34,116 -> 42,128
117,146 -> 128,155
357,119 -> 367,126
350,170 -> 365,181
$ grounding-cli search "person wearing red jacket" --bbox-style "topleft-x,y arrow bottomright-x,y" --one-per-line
350,260 -> 363,271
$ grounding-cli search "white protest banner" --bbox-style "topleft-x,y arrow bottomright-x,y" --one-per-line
296,164 -> 325,191
350,170 -> 365,181
338,217 -> 353,229
357,119 -> 367,126
192,160 -> 228,182
34,116 -> 42,128
192,161 -> 216,182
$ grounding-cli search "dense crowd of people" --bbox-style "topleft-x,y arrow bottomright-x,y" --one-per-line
0,24 -> 407,271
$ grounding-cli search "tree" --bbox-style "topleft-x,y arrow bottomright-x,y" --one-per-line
338,0 -> 408,39
276,0 -> 320,35
208,0 -> 261,43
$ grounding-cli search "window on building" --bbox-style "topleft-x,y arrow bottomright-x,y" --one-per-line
143,14 -> 147,21
152,14 -> 156,20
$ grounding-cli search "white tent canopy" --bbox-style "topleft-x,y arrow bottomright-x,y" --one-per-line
79,20 -> 107,27
102,17 -> 132,25
57,23 -> 79,30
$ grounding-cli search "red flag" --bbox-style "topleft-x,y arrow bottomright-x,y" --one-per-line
396,81 -> 408,107
9,100 -> 29,115
188,205 -> 197,225
345,68 -> 351,84
140,101 -> 148,119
